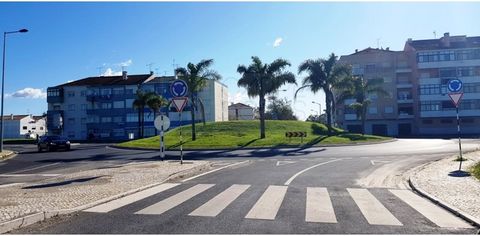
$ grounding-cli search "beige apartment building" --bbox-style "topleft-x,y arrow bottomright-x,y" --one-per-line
337,33 -> 480,137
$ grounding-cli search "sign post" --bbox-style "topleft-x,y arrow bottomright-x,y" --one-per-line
170,79 -> 189,165
154,115 -> 170,161
447,79 -> 464,171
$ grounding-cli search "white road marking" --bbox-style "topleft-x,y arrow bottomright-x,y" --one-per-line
0,183 -> 24,188
8,163 -> 60,174
389,189 -> 473,228
347,188 -> 402,226
0,174 -> 60,177
370,160 -> 391,166
306,187 -> 337,223
284,159 -> 342,185
245,185 -> 287,220
276,161 -> 296,166
181,161 -> 249,183
84,183 -> 180,213
189,184 -> 250,217
135,184 -> 214,215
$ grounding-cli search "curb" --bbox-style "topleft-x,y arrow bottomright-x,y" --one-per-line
0,151 -> 17,162
0,161 -> 211,234
110,138 -> 397,152
408,177 -> 480,229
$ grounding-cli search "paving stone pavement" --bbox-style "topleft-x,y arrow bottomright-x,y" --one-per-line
411,150 -> 480,220
0,160 -> 209,224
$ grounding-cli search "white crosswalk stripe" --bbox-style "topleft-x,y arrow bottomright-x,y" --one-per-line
389,189 -> 473,228
135,184 -> 214,215
189,184 -> 250,217
85,183 -> 180,213
245,185 -> 288,220
306,187 -> 337,223
347,188 -> 403,226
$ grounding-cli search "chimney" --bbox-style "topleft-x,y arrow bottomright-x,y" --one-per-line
10,114 -> 13,120
386,47 -> 390,51
407,38 -> 412,43
442,32 -> 450,47
122,71 -> 128,80
149,71 -> 154,75
355,49 -> 358,53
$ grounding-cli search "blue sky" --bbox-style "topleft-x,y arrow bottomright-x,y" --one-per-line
1,2 -> 479,120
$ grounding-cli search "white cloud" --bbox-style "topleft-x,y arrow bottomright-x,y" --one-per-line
117,59 -> 132,67
6,88 -> 47,99
273,37 -> 283,48
101,68 -> 122,76
228,91 -> 256,107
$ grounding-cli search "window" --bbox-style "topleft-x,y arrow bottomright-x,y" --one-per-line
67,91 -> 75,97
113,116 -> 123,123
384,106 -> 393,113
458,67 -> 474,77
442,101 -> 456,110
81,104 -> 87,111
102,89 -> 111,95
112,129 -> 125,137
439,68 -> 456,78
22,126 -> 27,130
80,90 -> 86,96
101,103 -> 112,109
32,127 -> 36,130
419,84 -> 440,95
383,76 -> 392,82
441,119 -> 453,124
101,117 -> 112,123
87,116 -> 99,123
113,88 -> 124,95
368,92 -> 377,100
365,64 -> 376,73
68,104 -> 75,111
420,101 -> 440,111
422,119 -> 433,124
125,99 -> 135,108
368,107 -> 378,114
53,105 -> 61,110
126,113 -> 138,122
461,118 -> 475,123
420,72 -> 430,78
113,101 -> 124,109
352,64 -> 363,75
40,127 -> 44,130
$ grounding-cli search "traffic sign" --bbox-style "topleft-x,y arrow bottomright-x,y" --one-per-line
448,92 -> 463,107
170,80 -> 188,97
172,97 -> 188,112
154,115 -> 170,131
448,79 -> 463,93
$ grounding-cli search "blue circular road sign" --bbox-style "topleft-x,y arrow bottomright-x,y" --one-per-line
448,79 -> 463,93
170,80 -> 188,97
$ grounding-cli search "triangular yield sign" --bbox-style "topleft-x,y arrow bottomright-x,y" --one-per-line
172,97 -> 188,112
276,161 -> 296,166
448,93 -> 463,107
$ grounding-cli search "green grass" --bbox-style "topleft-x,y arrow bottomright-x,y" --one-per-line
118,120 -> 390,150
471,161 -> 480,180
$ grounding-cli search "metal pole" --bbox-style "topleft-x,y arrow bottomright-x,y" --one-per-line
160,115 -> 164,161
456,106 -> 463,171
0,32 -> 7,153
179,112 -> 183,164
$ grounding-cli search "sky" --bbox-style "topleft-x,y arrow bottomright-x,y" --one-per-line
1,2 -> 480,120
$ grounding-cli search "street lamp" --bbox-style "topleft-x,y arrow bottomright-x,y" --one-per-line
312,101 -> 322,116
1,28 -> 28,152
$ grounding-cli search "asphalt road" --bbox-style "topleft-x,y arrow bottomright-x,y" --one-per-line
4,138 -> 480,234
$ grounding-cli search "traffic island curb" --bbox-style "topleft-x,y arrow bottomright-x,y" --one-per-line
0,161 -> 212,234
408,177 -> 480,229
0,151 -> 17,161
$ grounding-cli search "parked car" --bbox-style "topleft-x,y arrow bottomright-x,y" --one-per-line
37,135 -> 71,152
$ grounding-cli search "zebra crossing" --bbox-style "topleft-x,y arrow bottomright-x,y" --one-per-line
84,183 -> 473,229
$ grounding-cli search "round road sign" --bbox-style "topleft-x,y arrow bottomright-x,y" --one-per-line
170,80 -> 188,97
154,115 -> 170,131
448,79 -> 463,93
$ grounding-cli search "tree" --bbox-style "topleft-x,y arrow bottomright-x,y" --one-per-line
337,76 -> 389,135
265,96 -> 297,120
295,53 -> 350,136
237,56 -> 296,139
133,89 -> 155,139
146,93 -> 168,135
175,59 -> 221,141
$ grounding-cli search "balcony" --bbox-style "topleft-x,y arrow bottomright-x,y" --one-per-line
86,108 -> 126,116
397,99 -> 413,104
398,113 -> 414,119
395,68 -> 412,73
396,82 -> 413,89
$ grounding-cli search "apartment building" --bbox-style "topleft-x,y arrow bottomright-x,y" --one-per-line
337,33 -> 480,137
46,72 -> 228,141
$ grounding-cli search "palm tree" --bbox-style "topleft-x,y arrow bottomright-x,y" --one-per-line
237,56 -> 296,139
146,93 -> 168,135
133,89 -> 154,138
175,59 -> 221,141
337,76 -> 389,135
295,53 -> 350,136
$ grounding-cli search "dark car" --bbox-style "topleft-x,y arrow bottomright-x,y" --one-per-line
37,135 -> 71,152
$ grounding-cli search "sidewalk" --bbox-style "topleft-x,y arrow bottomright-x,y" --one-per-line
0,160 -> 210,233
410,150 -> 480,226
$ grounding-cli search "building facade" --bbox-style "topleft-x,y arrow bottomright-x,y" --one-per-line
46,72 -> 228,141
2,114 -> 46,139
228,103 -> 256,120
337,33 -> 480,137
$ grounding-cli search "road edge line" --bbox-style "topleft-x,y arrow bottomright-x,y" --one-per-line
0,161 -> 211,234
408,177 -> 480,228
284,159 -> 342,185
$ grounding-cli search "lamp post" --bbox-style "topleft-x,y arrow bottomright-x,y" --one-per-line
312,101 -> 322,116
1,28 -> 28,153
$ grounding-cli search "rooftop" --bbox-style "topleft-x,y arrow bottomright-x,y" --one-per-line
407,33 -> 480,50
55,73 -> 155,87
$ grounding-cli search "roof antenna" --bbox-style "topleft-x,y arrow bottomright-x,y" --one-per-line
146,63 -> 154,74
172,59 -> 179,79
96,66 -> 105,76
433,30 -> 437,39
376,38 -> 381,49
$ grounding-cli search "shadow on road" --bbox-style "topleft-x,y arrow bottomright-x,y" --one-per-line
22,176 -> 103,189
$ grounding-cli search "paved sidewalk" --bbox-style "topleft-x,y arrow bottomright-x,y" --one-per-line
0,160 -> 209,231
410,150 -> 480,223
